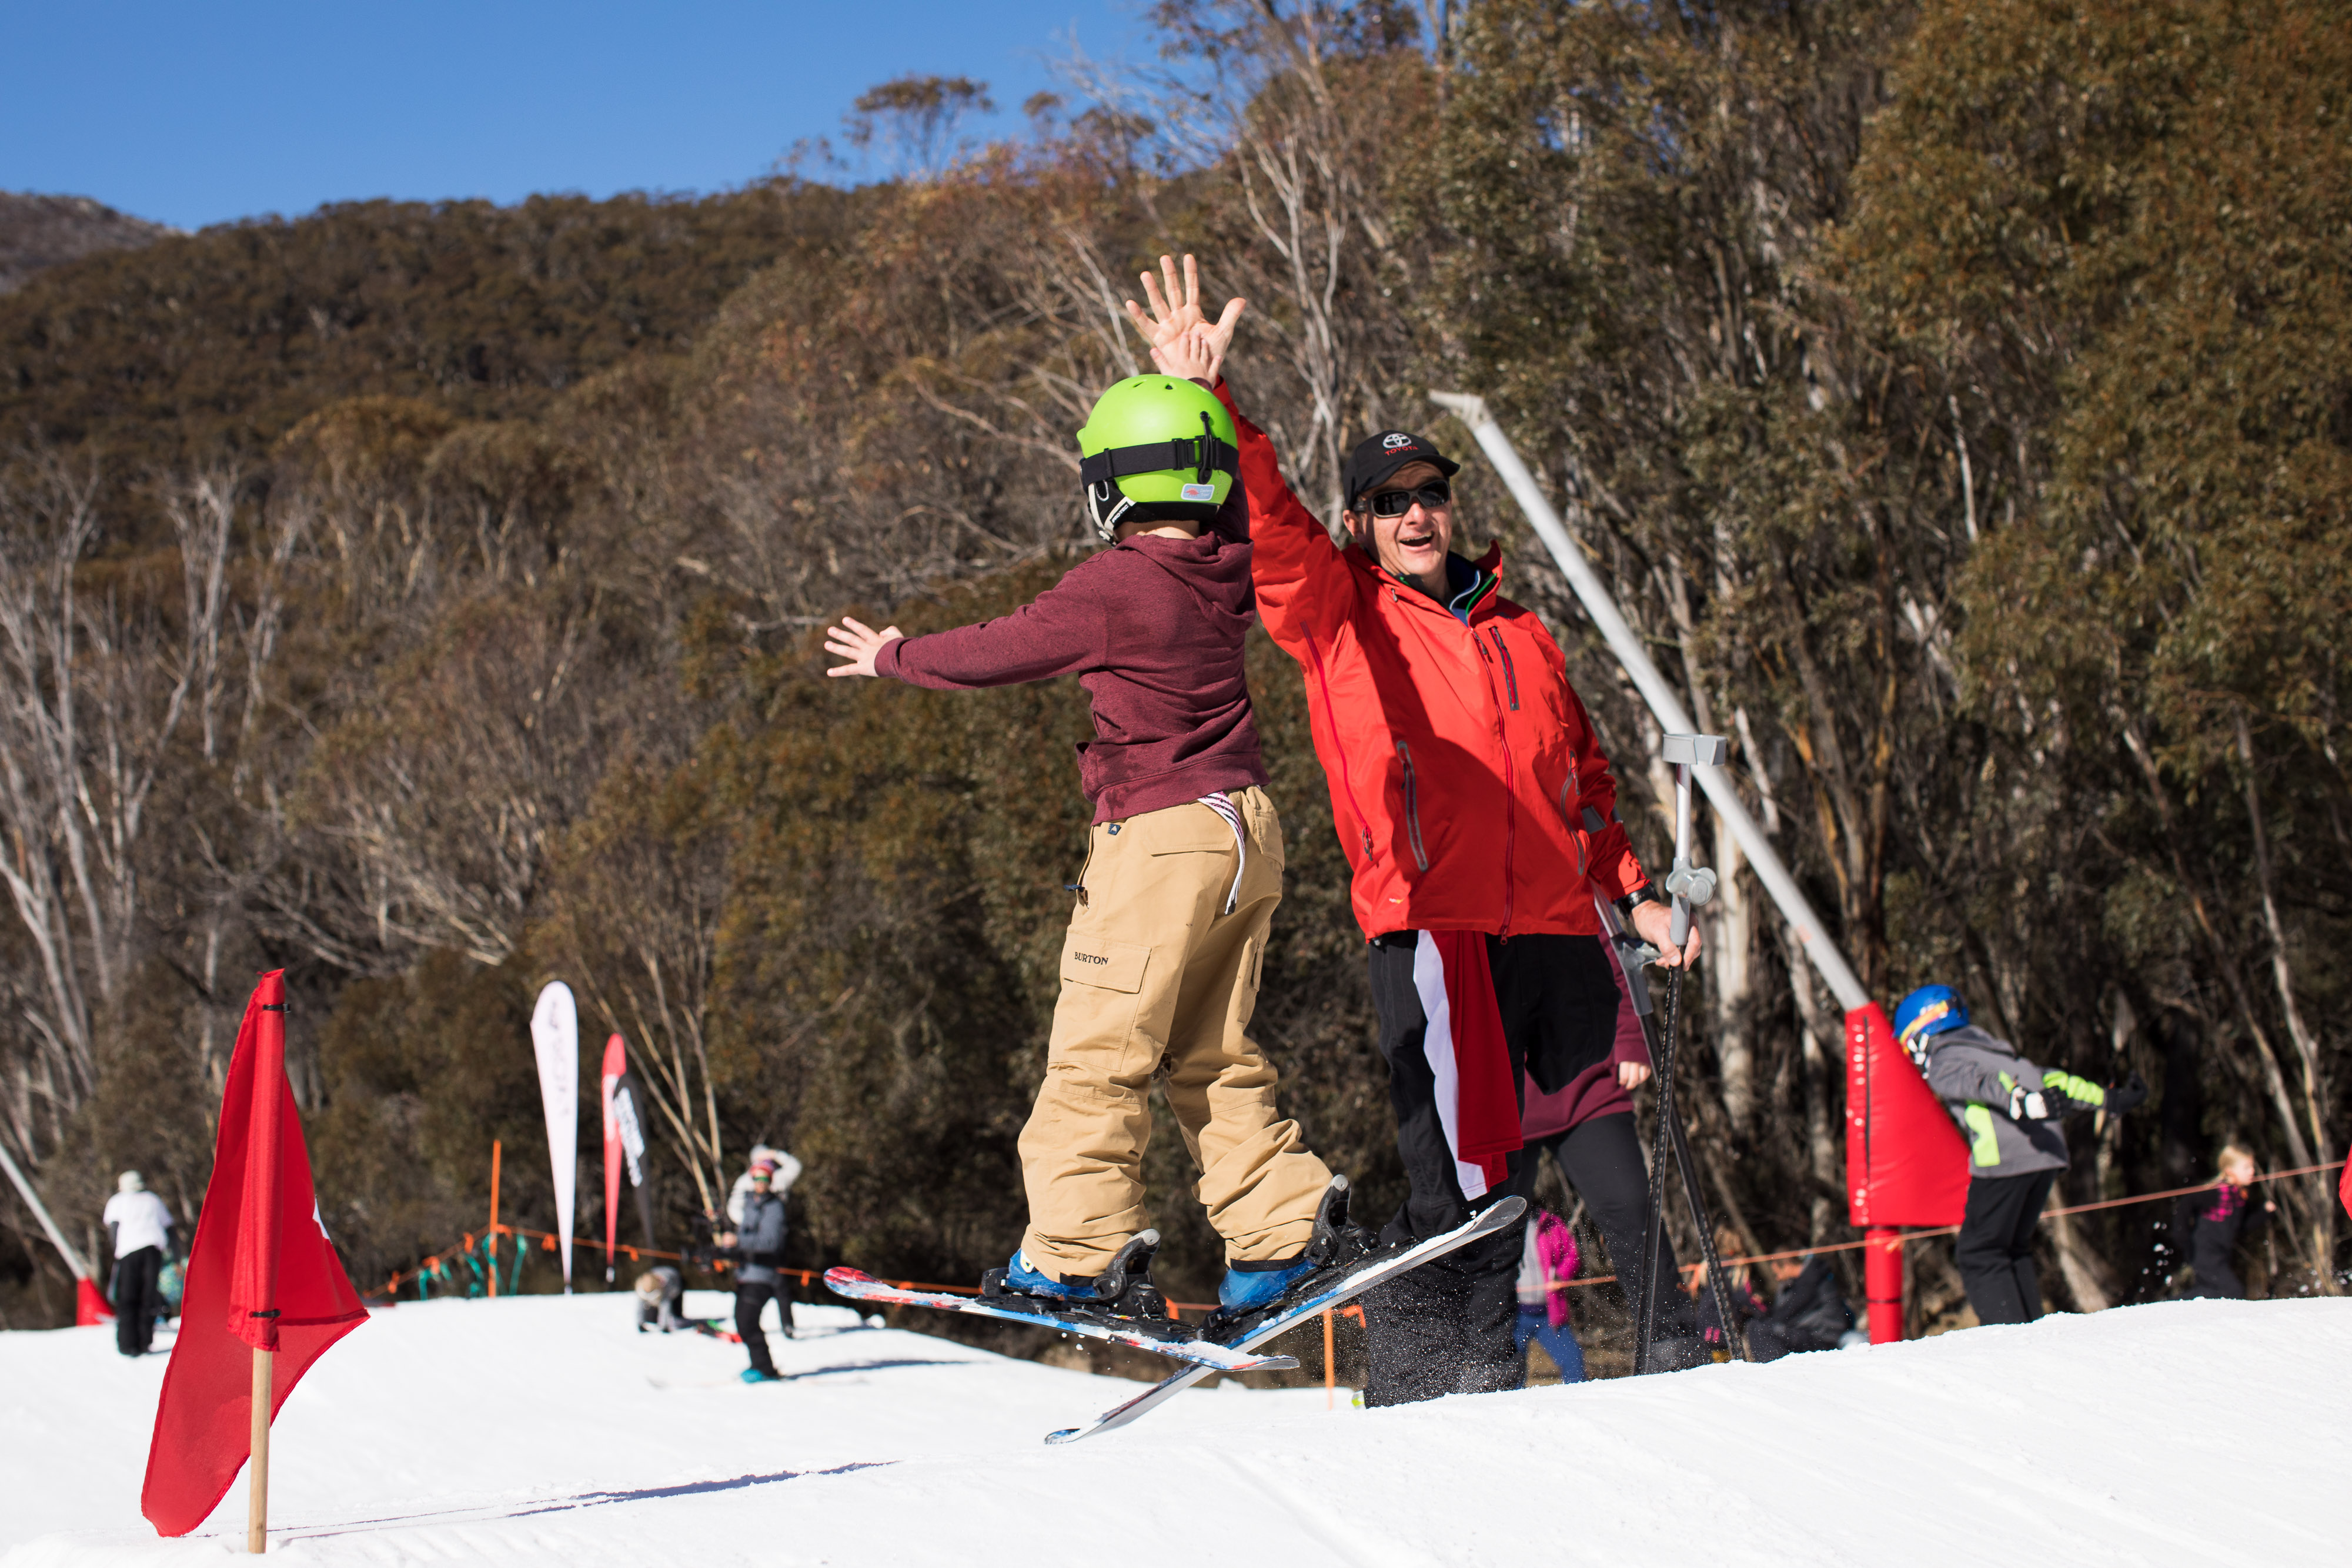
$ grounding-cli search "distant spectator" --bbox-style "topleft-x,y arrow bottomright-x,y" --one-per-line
1513,1208 -> 1585,1385
633,1263 -> 684,1333
102,1171 -> 176,1358
2176,1145 -> 2274,1300
1694,1228 -> 1855,1363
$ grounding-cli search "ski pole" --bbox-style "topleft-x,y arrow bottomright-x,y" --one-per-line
1632,734 -> 1727,1373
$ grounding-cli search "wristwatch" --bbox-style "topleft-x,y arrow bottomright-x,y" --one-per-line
1613,884 -> 1661,923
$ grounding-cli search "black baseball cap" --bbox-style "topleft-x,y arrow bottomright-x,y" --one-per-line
1341,430 -> 1461,514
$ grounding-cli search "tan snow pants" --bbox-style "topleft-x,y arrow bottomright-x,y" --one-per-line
1018,786 -> 1332,1278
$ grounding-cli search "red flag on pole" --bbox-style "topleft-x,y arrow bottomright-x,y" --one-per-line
141,971 -> 367,1538
601,1034 -> 626,1284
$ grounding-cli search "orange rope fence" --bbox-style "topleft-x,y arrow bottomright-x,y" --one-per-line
377,1158 -> 2344,1305
1550,1157 -> 2346,1289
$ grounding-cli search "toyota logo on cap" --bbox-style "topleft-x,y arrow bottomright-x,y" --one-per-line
1382,433 -> 1414,450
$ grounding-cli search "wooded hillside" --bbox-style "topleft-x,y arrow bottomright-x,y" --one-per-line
3,0 -> 2344,1333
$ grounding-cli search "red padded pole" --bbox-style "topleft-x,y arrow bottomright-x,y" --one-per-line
1865,1228 -> 1904,1344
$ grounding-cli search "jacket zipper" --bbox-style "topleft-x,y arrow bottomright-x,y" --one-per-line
1487,628 -> 1519,710
1395,741 -> 1430,871
1472,632 -> 1518,933
1560,757 -> 1587,877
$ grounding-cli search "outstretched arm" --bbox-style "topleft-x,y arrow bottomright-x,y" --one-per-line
824,617 -> 903,678
827,579 -> 1110,692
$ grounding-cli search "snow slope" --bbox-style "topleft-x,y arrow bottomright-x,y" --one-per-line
2,1291 -> 2341,1567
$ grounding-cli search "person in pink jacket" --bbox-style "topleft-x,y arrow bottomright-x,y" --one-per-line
1514,1208 -> 1584,1383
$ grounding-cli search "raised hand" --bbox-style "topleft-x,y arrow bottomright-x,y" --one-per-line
1123,253 -> 1246,382
1150,324 -> 1219,383
823,616 -> 903,678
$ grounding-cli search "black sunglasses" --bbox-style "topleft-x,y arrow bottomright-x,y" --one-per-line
1365,482 -> 1451,518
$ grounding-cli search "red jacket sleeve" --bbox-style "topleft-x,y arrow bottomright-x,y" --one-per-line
1220,381 -> 1354,651
874,566 -> 1108,689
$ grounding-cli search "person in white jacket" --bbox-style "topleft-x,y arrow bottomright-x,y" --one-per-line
102,1172 -> 176,1356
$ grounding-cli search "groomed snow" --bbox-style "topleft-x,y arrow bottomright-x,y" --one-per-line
2,1290 -> 2340,1566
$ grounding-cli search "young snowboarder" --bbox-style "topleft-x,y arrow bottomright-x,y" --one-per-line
714,1156 -> 793,1380
2176,1145 -> 2274,1299
822,325 -> 1344,1316
102,1171 -> 176,1358
1896,985 -> 2147,1325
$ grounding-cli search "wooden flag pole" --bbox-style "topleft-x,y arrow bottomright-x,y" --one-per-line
248,1345 -> 273,1552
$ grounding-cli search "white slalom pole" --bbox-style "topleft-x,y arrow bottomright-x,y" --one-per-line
1429,391 -> 1870,1013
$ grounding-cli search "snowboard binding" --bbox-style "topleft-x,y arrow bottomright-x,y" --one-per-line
981,1228 -> 1172,1326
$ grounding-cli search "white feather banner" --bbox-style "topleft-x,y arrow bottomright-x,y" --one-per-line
530,981 -> 579,1290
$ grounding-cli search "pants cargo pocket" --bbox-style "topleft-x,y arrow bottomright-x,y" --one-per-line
1052,933 -> 1155,1078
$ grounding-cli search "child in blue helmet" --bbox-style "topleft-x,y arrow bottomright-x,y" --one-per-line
1894,986 -> 2148,1325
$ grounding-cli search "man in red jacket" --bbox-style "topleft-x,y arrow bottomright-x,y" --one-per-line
1125,256 -> 1696,1402
823,327 -> 1338,1316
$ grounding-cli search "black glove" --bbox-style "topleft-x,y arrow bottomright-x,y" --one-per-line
2103,1072 -> 2149,1115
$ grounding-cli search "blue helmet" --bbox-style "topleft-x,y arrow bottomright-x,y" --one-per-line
1893,985 -> 1967,1061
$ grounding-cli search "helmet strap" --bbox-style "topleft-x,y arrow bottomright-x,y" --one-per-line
1086,482 -> 1136,543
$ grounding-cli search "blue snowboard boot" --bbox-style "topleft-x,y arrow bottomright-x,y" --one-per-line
1219,1253 -> 1317,1312
1216,1175 -> 1372,1315
994,1249 -> 1102,1302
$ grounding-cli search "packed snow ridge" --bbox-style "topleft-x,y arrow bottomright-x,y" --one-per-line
2,1292 -> 2340,1567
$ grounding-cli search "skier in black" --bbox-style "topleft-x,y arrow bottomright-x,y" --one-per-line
2177,1145 -> 2273,1299
714,1156 -> 793,1382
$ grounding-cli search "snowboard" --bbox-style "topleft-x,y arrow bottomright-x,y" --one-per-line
1044,1194 -> 1528,1445
821,1271 -> 1300,1378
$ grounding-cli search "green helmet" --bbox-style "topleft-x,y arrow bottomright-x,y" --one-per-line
1075,375 -> 1241,541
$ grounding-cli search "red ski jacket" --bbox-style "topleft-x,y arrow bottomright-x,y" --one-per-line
1227,384 -> 1649,939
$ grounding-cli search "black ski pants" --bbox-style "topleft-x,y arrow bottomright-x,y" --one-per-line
111,1245 -> 163,1356
1512,1112 -> 1685,1326
1359,931 -> 1616,1407
734,1279 -> 794,1375
1956,1169 -> 2057,1326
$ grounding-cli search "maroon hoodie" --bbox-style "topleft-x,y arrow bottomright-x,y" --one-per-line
871,505 -> 1268,824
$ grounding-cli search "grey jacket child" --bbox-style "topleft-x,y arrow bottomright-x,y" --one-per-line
734,1191 -> 789,1285
1920,1023 -> 2110,1177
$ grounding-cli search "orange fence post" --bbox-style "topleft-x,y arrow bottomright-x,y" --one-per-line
487,1140 -> 502,1299
1322,1310 -> 1337,1410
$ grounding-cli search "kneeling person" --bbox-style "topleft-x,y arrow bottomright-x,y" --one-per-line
824,330 -> 1337,1315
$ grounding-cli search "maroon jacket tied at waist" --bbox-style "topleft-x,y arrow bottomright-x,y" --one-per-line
872,510 -> 1268,823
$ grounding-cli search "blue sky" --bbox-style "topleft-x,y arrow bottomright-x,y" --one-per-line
2,0 -> 1152,230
